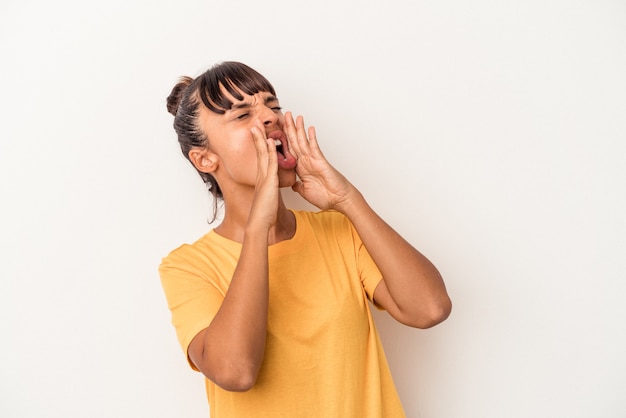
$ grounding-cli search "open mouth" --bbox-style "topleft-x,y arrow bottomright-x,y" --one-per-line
273,139 -> 286,159
268,130 -> 297,170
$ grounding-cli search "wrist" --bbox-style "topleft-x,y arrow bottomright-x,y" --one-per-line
333,187 -> 366,217
243,221 -> 272,244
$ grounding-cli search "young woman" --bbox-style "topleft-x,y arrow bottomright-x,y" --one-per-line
160,61 -> 451,417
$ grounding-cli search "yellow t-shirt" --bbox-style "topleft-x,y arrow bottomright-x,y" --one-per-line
159,210 -> 405,417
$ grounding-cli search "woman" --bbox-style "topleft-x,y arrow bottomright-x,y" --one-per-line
159,61 -> 451,417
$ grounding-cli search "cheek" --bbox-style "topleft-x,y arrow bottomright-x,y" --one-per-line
222,128 -> 255,156
219,129 -> 258,174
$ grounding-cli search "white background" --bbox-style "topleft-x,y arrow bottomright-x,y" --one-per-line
1,1 -> 625,417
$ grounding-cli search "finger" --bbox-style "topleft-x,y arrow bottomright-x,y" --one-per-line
251,124 -> 269,173
265,134 -> 278,173
291,180 -> 304,196
252,121 -> 278,176
284,111 -> 302,157
295,115 -> 310,155
306,125 -> 323,156
260,120 -> 279,173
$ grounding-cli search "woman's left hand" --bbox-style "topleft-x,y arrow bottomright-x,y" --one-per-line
285,112 -> 357,212
286,113 -> 451,328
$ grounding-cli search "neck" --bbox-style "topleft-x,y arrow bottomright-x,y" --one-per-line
215,192 -> 296,245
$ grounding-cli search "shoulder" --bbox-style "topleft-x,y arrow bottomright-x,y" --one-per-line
293,210 -> 355,243
161,232 -> 208,261
295,209 -> 350,230
159,230 -> 224,273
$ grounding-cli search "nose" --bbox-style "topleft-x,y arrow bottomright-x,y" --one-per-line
260,105 -> 280,127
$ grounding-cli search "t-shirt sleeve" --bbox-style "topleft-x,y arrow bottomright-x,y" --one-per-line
159,247 -> 224,371
344,217 -> 384,307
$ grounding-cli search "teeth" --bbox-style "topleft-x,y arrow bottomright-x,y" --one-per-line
274,139 -> 281,147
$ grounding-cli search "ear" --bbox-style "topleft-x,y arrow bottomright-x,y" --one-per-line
188,148 -> 218,174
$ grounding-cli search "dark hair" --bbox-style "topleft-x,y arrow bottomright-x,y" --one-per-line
166,61 -> 276,221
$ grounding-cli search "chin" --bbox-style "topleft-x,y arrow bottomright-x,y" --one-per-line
278,170 -> 297,188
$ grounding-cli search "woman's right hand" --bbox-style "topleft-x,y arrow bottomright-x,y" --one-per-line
188,121 -> 275,391
248,122 -> 279,231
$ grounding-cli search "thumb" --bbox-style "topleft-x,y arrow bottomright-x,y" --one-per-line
291,181 -> 304,196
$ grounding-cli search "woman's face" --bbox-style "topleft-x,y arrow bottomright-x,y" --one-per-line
197,88 -> 298,193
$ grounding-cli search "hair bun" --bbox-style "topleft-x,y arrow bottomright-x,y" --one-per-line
166,76 -> 193,116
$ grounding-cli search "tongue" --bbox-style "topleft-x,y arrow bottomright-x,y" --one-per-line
277,151 -> 297,170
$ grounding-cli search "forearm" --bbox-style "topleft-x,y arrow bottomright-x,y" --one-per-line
285,112 -> 450,326
194,226 -> 270,391
336,188 -> 451,327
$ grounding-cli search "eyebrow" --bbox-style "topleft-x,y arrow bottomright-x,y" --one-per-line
230,95 -> 279,110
